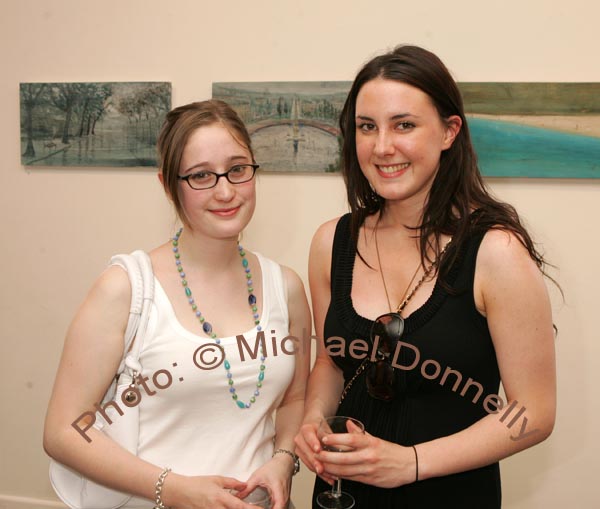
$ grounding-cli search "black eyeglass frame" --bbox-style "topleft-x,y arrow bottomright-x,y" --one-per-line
366,312 -> 406,402
177,163 -> 259,190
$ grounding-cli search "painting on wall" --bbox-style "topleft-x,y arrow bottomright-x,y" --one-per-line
213,82 -> 348,173
461,82 -> 600,178
214,81 -> 600,178
20,82 -> 171,167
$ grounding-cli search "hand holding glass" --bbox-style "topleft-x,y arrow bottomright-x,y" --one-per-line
242,486 -> 271,508
316,416 -> 365,509
228,486 -> 272,508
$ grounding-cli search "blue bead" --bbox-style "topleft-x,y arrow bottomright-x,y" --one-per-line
227,372 -> 232,378
257,326 -> 262,331
247,280 -> 253,286
172,247 -> 178,252
245,403 -> 250,408
195,311 -> 201,317
245,268 -> 250,273
260,356 -> 265,361
176,260 -> 181,265
254,390 -> 259,396
253,313 -> 259,319
180,272 -> 185,278
203,322 -> 212,334
248,294 -> 257,305
215,339 -> 221,344
230,387 -> 236,393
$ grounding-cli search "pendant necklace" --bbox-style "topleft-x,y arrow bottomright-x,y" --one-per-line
172,228 -> 265,409
373,220 -> 452,315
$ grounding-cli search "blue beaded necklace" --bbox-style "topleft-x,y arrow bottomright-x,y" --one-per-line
172,228 -> 265,409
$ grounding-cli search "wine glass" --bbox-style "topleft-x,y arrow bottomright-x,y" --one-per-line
242,486 -> 272,508
316,416 -> 365,509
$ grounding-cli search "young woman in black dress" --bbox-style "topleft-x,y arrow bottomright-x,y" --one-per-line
295,45 -> 556,508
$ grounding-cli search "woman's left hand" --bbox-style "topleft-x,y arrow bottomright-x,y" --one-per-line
237,455 -> 294,509
315,429 -> 417,489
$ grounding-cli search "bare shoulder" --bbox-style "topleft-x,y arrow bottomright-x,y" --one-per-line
279,265 -> 311,338
309,216 -> 344,273
61,263 -> 133,377
280,265 -> 306,296
477,229 -> 540,277
311,217 -> 342,252
475,229 -> 547,315
280,265 -> 310,315
91,263 -> 132,308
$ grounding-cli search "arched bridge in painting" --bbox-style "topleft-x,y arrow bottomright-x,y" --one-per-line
247,118 -> 340,137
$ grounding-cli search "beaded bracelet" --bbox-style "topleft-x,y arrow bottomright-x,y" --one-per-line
153,467 -> 171,509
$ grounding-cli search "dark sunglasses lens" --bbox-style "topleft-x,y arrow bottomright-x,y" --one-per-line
379,313 -> 404,336
372,314 -> 404,356
366,360 -> 394,401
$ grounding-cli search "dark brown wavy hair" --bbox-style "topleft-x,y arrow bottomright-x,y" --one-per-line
340,45 -> 549,278
157,99 -> 254,226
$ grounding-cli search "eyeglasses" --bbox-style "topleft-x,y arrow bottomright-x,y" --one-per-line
177,164 -> 259,190
366,313 -> 405,401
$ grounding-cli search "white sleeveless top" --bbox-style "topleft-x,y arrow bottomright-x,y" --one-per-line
124,253 -> 295,508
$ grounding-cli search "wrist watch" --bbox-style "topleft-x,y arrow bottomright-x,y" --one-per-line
272,448 -> 300,476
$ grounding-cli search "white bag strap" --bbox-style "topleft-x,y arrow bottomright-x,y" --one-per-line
126,251 -> 155,368
109,250 -> 155,376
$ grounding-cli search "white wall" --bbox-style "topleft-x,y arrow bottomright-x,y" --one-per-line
1,0 -> 598,507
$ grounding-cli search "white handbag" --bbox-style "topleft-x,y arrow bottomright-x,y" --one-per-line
49,251 -> 155,509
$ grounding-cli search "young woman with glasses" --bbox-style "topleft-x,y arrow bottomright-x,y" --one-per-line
295,46 -> 556,508
44,100 -> 310,509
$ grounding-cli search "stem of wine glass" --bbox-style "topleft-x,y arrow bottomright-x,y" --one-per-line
333,477 -> 343,497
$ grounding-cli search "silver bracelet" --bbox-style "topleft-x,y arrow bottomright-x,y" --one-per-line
272,448 -> 300,476
153,467 -> 171,509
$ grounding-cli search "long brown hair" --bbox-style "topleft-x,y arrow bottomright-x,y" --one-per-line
340,45 -> 548,278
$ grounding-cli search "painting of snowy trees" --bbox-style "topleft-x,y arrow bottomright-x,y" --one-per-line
20,82 -> 171,167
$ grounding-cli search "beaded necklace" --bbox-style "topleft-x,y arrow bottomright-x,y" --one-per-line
172,228 -> 265,409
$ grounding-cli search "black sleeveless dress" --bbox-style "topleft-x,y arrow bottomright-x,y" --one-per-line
312,214 -> 502,508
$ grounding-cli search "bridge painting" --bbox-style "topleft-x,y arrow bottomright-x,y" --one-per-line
213,81 -> 350,173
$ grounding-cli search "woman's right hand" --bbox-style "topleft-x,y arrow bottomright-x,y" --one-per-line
294,419 -> 334,485
164,474 -> 256,509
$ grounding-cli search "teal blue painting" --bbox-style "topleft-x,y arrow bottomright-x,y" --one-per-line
468,117 -> 600,178
214,81 -> 600,178
461,83 -> 600,178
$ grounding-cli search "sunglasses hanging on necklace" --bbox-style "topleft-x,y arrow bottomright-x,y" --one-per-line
365,220 -> 452,401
